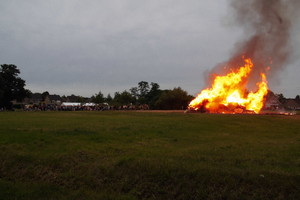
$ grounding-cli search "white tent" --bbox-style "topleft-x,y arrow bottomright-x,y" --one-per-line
82,103 -> 96,107
61,102 -> 81,107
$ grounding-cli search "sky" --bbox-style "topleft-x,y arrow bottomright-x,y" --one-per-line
0,0 -> 299,98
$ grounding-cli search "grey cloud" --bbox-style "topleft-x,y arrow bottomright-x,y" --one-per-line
0,0 -> 299,97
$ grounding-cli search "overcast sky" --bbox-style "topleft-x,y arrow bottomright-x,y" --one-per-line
0,0 -> 299,97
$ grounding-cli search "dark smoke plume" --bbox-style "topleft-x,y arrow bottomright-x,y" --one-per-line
208,0 -> 300,88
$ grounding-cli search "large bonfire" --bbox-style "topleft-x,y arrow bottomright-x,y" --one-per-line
188,0 -> 298,114
188,58 -> 268,114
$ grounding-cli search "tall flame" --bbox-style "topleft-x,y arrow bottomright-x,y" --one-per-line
189,58 -> 268,113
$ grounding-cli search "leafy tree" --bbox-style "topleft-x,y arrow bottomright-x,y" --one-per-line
150,82 -> 159,91
0,64 -> 30,109
67,94 -> 80,102
91,91 -> 105,104
41,91 -> 50,101
129,81 -> 162,106
129,87 -> 138,104
155,87 -> 193,110
113,92 -> 120,105
147,82 -> 162,109
113,90 -> 134,105
295,95 -> 300,104
105,94 -> 113,104
78,96 -> 86,103
137,81 -> 149,104
278,93 -> 286,104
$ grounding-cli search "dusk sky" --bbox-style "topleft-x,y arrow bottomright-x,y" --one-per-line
1,0 -> 299,97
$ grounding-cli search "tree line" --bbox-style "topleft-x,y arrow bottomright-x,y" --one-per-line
1,64 -> 300,111
91,81 -> 194,110
0,64 -> 193,110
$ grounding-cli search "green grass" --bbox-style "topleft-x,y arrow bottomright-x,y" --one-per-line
0,111 -> 299,200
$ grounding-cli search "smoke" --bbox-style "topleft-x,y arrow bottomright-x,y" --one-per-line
208,0 -> 300,88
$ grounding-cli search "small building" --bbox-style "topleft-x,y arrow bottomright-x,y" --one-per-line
283,99 -> 300,110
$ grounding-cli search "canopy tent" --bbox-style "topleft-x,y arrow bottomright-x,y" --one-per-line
61,102 -> 81,107
82,103 -> 96,107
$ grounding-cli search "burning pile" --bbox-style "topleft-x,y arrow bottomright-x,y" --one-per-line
188,0 -> 299,114
188,58 -> 268,113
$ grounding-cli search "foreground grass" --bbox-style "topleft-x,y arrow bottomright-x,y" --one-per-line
0,111 -> 299,199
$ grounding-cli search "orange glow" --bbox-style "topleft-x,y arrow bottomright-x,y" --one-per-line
189,58 -> 268,113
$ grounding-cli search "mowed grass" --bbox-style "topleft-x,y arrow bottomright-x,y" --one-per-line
0,111 -> 299,200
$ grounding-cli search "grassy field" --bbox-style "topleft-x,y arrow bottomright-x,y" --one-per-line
0,111 -> 299,200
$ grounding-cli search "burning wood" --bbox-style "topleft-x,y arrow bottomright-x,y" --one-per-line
188,58 -> 268,114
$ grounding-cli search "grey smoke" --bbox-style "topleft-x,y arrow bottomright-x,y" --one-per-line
208,0 -> 300,88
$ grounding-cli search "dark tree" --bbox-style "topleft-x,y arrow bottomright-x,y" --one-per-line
113,90 -> 134,105
155,87 -> 193,110
147,82 -> 162,109
129,87 -> 138,104
137,81 -> 149,104
41,91 -> 50,101
91,91 -> 105,104
67,94 -> 83,102
278,93 -> 286,104
295,95 -> 300,104
105,94 -> 113,104
0,64 -> 30,109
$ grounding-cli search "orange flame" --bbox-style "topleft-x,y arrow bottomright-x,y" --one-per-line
189,58 -> 268,113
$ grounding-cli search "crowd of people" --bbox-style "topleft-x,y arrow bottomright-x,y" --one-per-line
23,103 -> 150,111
